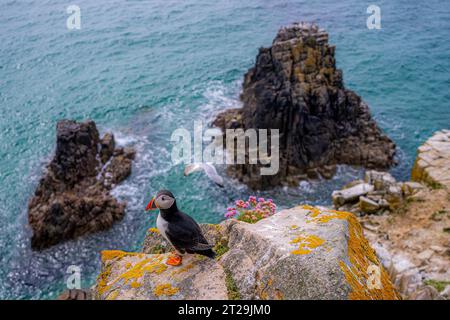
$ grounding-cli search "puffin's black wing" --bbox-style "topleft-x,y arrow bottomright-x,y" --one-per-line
165,211 -> 213,252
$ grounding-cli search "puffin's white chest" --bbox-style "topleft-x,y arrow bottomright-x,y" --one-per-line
156,213 -> 170,243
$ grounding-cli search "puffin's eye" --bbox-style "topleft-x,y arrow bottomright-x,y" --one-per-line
161,197 -> 166,201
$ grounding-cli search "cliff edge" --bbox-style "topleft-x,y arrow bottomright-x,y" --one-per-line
94,206 -> 400,300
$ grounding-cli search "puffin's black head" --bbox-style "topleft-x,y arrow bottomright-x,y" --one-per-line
145,189 -> 177,212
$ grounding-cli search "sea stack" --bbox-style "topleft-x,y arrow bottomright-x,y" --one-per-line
214,22 -> 396,189
28,120 -> 135,250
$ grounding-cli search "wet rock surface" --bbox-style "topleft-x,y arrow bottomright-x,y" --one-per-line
213,22 -> 396,189
28,120 -> 135,250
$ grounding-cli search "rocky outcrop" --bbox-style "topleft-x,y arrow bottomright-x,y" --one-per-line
95,251 -> 228,300
57,289 -> 92,300
95,206 -> 400,300
213,22 -> 396,189
331,131 -> 450,300
332,170 -> 425,216
372,243 -> 446,300
411,129 -> 450,189
28,120 -> 135,250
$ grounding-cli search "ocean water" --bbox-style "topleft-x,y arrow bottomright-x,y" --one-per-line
0,0 -> 449,299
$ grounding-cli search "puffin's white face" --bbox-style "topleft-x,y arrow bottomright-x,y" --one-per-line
155,194 -> 175,210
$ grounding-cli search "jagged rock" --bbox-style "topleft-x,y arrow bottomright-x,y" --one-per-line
332,183 -> 374,206
441,285 -> 450,299
57,289 -> 92,300
213,22 -> 396,189
94,251 -> 228,300
408,285 -> 444,300
100,133 -> 115,164
401,181 -> 425,197
364,170 -> 396,191
342,179 -> 365,190
411,129 -> 450,189
385,184 -> 403,210
332,170 -> 429,215
102,147 -> 135,187
359,196 -> 380,214
28,120 -> 134,250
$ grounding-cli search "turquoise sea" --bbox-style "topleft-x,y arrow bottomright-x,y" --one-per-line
0,0 -> 449,299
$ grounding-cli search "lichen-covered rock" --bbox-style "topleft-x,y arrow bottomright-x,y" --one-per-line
411,129 -> 450,189
95,205 -> 399,300
220,205 -> 400,300
28,120 -> 134,250
94,250 -> 228,300
142,228 -> 171,254
213,22 -> 396,189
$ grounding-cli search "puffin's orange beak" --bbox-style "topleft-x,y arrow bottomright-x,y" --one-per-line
145,197 -> 158,211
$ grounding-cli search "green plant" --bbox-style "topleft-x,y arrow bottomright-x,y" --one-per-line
424,279 -> 450,292
225,270 -> 241,300
429,181 -> 443,190
213,240 -> 229,259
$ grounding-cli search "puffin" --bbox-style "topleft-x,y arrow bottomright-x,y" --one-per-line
145,190 -> 216,266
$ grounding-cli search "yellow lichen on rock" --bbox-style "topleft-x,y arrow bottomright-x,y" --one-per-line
106,290 -> 120,300
101,250 -> 134,262
97,253 -> 169,299
300,204 -> 321,217
153,283 -> 179,297
171,263 -> 194,276
115,256 -> 167,286
148,227 -> 159,234
305,207 -> 400,300
290,234 -> 325,255
96,264 -> 112,296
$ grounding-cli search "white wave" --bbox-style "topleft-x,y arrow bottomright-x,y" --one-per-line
199,81 -> 242,123
113,132 -> 140,147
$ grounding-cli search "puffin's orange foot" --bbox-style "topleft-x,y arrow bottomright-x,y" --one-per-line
166,254 -> 182,266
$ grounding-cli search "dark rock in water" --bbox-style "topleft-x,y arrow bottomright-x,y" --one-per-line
213,22 -> 396,189
57,289 -> 92,300
28,120 -> 134,250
